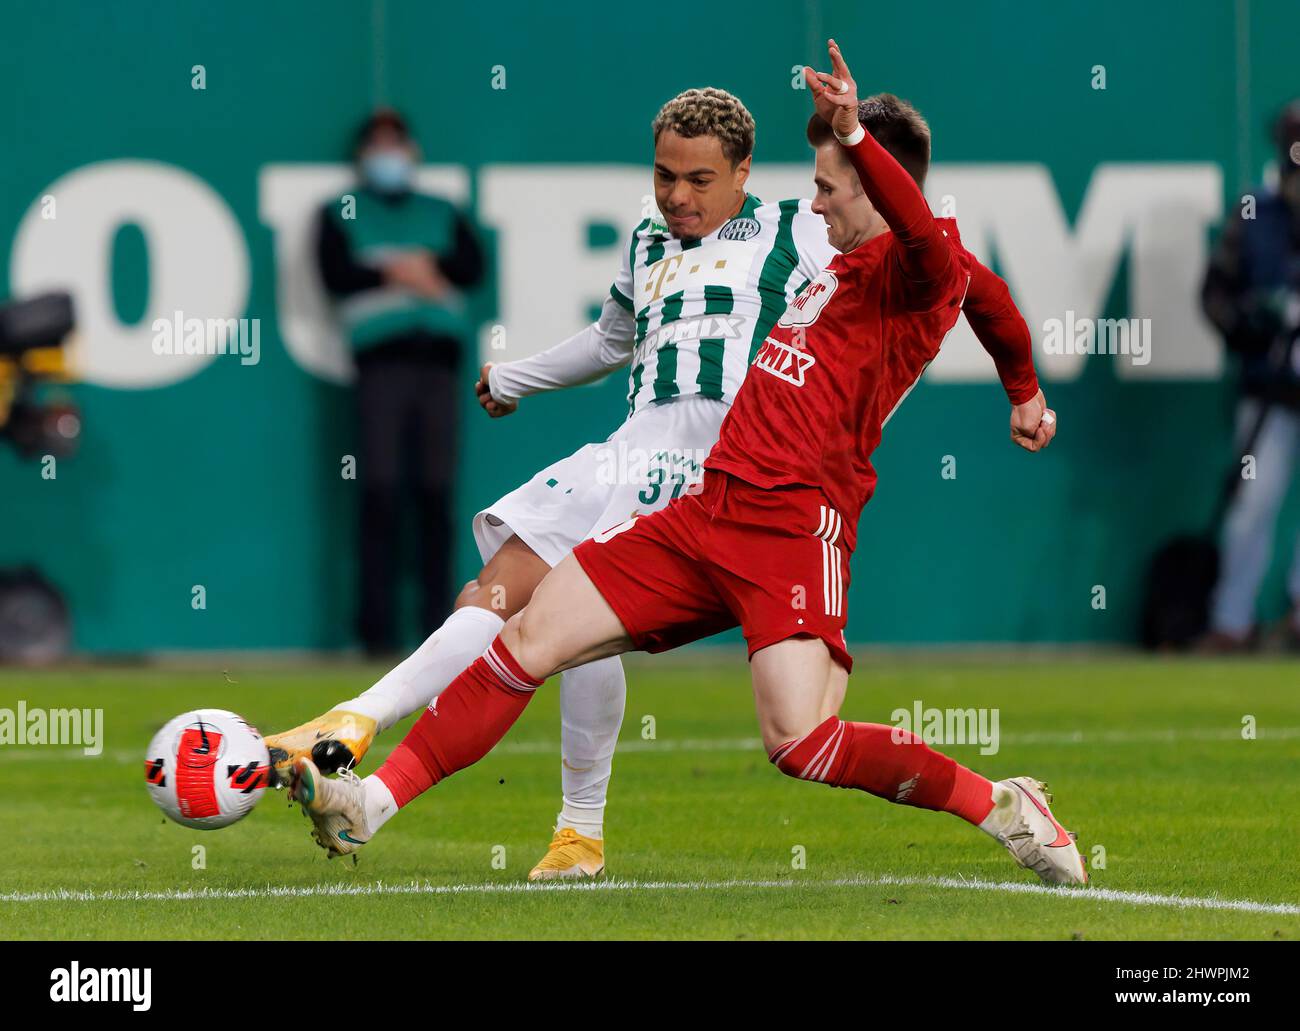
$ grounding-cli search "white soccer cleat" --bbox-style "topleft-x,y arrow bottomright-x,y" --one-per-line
292,757 -> 372,858
985,776 -> 1088,886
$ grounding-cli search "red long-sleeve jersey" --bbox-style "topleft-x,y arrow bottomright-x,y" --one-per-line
705,124 -> 1039,549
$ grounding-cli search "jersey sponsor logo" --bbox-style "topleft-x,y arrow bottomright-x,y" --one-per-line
753,336 -> 817,387
777,269 -> 838,329
635,239 -> 758,306
718,216 -> 761,241
632,313 -> 745,366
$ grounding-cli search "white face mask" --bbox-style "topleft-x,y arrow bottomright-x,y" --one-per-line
362,150 -> 414,193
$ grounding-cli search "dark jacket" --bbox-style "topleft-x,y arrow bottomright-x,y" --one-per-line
1201,182 -> 1300,405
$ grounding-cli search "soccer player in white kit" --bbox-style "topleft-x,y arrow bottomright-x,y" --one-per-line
266,86 -> 836,879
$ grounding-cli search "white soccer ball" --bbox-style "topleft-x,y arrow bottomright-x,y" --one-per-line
144,709 -> 271,829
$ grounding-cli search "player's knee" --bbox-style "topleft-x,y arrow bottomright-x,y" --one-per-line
452,578 -> 480,609
455,567 -> 529,619
764,717 -> 847,780
501,609 -> 555,681
761,722 -> 795,757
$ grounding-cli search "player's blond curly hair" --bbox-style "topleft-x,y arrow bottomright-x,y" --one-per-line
652,87 -> 755,166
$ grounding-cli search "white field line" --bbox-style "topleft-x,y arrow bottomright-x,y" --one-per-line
1,874 -> 1297,917
3,725 -> 1299,763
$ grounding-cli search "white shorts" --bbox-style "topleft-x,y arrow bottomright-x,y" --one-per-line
473,395 -> 729,567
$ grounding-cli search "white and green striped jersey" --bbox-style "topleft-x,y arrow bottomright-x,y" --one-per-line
609,194 -> 835,416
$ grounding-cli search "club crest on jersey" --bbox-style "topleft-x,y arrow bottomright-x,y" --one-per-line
754,336 -> 816,386
778,270 -> 838,329
718,217 -> 760,241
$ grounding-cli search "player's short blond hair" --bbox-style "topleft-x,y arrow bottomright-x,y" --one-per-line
652,87 -> 755,166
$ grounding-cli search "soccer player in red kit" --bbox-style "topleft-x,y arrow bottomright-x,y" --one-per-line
294,39 -> 1086,886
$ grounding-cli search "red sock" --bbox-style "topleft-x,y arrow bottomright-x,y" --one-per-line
769,716 -> 994,825
375,636 -> 542,807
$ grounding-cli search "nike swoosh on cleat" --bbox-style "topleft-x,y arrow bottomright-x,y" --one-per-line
1013,782 -> 1073,848
338,830 -> 365,844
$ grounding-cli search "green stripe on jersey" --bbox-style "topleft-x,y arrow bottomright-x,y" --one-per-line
644,235 -> 666,269
622,194 -> 805,415
612,217 -> 648,313
628,224 -> 672,411
652,291 -> 685,401
628,218 -> 648,271
695,284 -> 734,398
747,198 -> 799,362
627,361 -> 644,413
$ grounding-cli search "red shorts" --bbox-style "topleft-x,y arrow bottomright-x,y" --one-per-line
573,471 -> 853,672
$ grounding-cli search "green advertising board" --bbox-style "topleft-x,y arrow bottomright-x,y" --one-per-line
2,0 -> 1297,650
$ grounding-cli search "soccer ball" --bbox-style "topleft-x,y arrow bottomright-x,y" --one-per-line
144,709 -> 271,829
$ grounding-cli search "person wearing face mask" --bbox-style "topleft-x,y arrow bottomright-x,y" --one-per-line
1199,100 -> 1300,651
316,108 -> 486,655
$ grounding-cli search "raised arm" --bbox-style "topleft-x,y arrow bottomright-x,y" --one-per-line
963,257 -> 1056,451
804,40 -> 953,308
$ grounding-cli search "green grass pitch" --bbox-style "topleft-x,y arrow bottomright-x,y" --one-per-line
1,655 -> 1297,940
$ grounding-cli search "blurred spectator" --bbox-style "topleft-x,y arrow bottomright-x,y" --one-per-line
316,109 -> 485,654
1200,100 -> 1300,650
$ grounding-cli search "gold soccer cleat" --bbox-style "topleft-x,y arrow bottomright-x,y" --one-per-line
528,828 -> 606,882
265,709 -> 377,787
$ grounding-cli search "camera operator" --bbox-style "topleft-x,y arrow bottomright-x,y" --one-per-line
1200,101 -> 1300,650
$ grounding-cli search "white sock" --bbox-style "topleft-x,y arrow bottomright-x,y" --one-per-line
338,606 -> 504,731
977,781 -> 1016,839
556,798 -> 605,839
554,656 -> 627,839
363,774 -> 398,833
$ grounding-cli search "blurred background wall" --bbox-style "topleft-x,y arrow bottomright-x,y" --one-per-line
1,0 -> 1296,651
